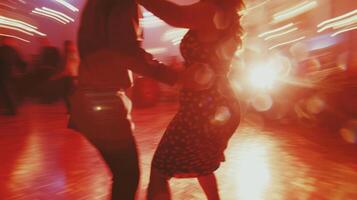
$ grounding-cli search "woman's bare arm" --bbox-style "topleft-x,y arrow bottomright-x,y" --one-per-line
139,0 -> 216,29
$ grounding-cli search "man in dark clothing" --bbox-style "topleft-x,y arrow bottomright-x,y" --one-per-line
71,1 -> 179,199
0,37 -> 26,115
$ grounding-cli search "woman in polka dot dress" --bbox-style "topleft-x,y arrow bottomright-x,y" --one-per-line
139,0 -> 244,199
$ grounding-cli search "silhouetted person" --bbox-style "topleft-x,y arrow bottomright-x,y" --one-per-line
29,38 -> 63,102
50,40 -> 80,112
0,37 -> 26,115
70,0 -> 179,199
37,37 -> 61,72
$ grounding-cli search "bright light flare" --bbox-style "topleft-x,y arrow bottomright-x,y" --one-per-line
249,66 -> 278,90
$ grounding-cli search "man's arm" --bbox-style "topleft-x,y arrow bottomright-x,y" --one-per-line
125,49 -> 180,85
100,3 -> 179,84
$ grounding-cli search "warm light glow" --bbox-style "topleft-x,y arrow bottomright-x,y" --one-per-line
0,2 -> 17,10
94,106 -> 103,111
235,140 -> 271,200
211,106 -> 232,125
273,1 -> 318,23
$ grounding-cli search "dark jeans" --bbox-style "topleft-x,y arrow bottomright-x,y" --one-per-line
70,88 -> 139,200
0,80 -> 16,114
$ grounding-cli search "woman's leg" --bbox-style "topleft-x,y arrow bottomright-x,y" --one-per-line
147,168 -> 171,200
198,173 -> 220,200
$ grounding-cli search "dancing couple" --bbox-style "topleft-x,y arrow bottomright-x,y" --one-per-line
70,0 -> 244,199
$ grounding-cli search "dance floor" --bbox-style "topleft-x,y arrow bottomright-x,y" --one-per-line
0,102 -> 356,200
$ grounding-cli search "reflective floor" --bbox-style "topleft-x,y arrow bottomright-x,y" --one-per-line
0,102 -> 356,200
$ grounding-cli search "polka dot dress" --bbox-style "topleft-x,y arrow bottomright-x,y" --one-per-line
152,30 -> 241,178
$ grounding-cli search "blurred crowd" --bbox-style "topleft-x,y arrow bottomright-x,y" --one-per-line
0,36 -> 79,115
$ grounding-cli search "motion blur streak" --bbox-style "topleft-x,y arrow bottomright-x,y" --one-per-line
32,10 -> 67,24
42,7 -> 74,22
318,15 -> 357,33
33,8 -> 70,24
0,15 -> 46,36
331,25 -> 357,37
0,2 -> 16,10
317,9 -> 357,28
269,36 -> 306,50
53,0 -> 79,12
258,23 -> 295,38
0,24 -> 34,36
264,27 -> 298,41
240,0 -> 269,15
0,33 -> 30,43
0,15 -> 37,29
273,1 -> 318,23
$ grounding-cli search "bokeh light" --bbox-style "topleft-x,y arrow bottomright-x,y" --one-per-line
340,120 -> 357,144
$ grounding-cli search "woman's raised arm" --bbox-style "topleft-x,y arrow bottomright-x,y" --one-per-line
139,0 -> 216,29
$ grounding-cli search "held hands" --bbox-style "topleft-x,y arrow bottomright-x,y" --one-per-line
178,63 -> 216,91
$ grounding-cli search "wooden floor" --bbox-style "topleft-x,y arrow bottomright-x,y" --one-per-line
0,102 -> 356,200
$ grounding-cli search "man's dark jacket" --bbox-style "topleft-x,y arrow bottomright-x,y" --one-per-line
77,0 -> 177,88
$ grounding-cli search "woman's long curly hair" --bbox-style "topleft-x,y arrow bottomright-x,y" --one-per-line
211,0 -> 245,50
